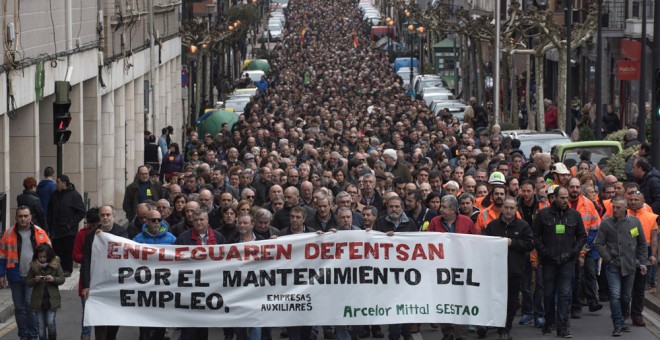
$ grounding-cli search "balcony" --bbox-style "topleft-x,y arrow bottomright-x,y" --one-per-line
625,19 -> 655,39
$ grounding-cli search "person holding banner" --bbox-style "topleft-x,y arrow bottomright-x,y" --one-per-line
483,197 -> 535,340
426,195 -> 476,340
0,206 -> 51,340
230,214 -> 263,340
174,209 -> 225,340
532,187 -> 586,338
81,205 -> 128,340
373,195 -> 415,340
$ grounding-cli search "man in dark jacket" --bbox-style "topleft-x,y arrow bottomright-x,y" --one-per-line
633,157 -> 660,214
122,166 -> 165,221
47,175 -> 85,276
373,195 -> 415,340
533,187 -> 586,338
484,197 -> 534,340
17,177 -> 47,231
374,196 -> 417,233
174,209 -> 225,340
81,205 -> 128,340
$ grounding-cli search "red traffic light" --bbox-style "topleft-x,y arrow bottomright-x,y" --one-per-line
53,102 -> 72,145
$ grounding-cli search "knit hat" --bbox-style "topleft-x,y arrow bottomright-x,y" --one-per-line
383,149 -> 397,161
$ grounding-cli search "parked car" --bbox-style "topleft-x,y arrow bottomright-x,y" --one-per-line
224,98 -> 252,115
501,130 -> 572,158
396,67 -> 418,86
241,70 -> 265,83
552,141 -> 622,171
423,93 -> 456,106
413,75 -> 443,95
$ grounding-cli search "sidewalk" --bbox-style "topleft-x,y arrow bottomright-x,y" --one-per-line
0,265 -> 80,323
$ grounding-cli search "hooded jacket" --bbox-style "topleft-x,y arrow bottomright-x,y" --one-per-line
132,222 -> 176,245
47,184 -> 85,239
639,168 -> 660,214
26,256 -> 65,311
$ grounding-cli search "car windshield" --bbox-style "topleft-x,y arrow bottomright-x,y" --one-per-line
562,146 -> 620,170
516,136 -> 571,157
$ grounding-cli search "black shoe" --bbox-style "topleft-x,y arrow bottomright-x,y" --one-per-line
599,295 -> 609,302
588,304 -> 603,312
358,329 -> 370,338
570,312 -> 581,319
324,330 -> 336,339
542,325 -> 553,335
498,328 -> 512,340
557,329 -> 572,338
477,326 -> 487,338
612,328 -> 622,337
372,330 -> 384,338
280,330 -> 288,338
621,325 -> 631,332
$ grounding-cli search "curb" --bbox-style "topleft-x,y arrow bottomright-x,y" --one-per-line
0,267 -> 80,323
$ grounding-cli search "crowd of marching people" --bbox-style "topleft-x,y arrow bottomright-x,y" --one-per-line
2,0 -> 660,339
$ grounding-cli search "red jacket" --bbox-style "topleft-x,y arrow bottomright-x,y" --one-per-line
73,227 -> 91,297
545,106 -> 558,129
427,214 -> 478,234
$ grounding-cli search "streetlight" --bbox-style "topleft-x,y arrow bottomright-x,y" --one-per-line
386,18 -> 395,59
416,26 -> 425,75
407,23 -> 416,87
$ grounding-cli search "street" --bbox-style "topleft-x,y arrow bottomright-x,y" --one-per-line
1,290 -> 659,339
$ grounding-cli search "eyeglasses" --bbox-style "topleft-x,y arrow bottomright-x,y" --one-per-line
149,218 -> 163,222
628,190 -> 642,196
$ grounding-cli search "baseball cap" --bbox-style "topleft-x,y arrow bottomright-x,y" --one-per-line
552,163 -> 570,175
488,171 -> 506,185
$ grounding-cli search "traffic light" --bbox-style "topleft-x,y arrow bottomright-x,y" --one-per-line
655,69 -> 660,119
53,102 -> 72,144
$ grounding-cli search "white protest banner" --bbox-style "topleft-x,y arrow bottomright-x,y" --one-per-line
84,231 -> 507,327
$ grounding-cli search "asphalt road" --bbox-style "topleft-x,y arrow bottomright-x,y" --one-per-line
0,290 -> 659,339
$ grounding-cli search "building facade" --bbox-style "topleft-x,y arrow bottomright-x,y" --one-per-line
0,0 -> 183,228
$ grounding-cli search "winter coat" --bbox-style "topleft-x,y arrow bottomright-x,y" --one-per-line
35,179 -> 56,216
133,222 -> 176,245
639,168 -> 660,214
0,224 -> 51,282
595,215 -> 648,277
122,179 -> 165,221
47,184 -> 85,240
374,214 -> 417,233
17,190 -> 47,230
483,216 -> 535,277
532,203 -> 587,265
26,257 -> 65,311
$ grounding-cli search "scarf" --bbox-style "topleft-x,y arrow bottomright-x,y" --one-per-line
190,229 -> 218,245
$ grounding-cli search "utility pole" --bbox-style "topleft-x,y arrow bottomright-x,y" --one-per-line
565,0 -> 573,133
636,0 -> 647,142
594,0 -> 603,140
652,0 -> 660,168
494,0 -> 501,125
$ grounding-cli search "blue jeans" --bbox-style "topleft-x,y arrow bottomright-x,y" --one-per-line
9,279 -> 38,339
542,261 -> 574,330
606,265 -> 635,329
521,262 -> 545,317
34,309 -> 56,340
80,297 -> 91,336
